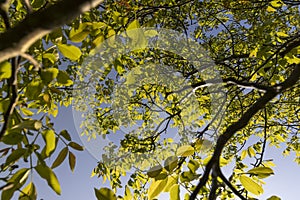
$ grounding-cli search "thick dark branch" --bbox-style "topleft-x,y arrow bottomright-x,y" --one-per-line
216,166 -> 247,200
189,64 -> 300,200
0,0 -> 103,63
0,58 -> 19,140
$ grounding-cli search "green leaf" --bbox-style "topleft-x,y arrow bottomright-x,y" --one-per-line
94,187 -> 117,200
241,150 -> 247,160
176,145 -> 194,157
285,55 -> 300,64
57,44 -> 82,61
164,175 -> 178,192
69,23 -> 90,43
1,168 -> 30,200
41,68 -> 59,84
43,53 -> 58,64
68,142 -> 84,151
164,156 -> 178,172
147,165 -> 163,178
41,129 -> 56,157
270,0 -> 282,8
267,195 -> 281,200
187,159 -> 200,173
35,165 -> 61,195
239,175 -> 263,195
92,34 -> 104,48
2,131 -> 24,145
247,147 -> 256,157
20,107 -> 34,116
51,147 -> 68,169
31,0 -> 45,10
11,120 -> 42,131
5,148 -> 26,167
127,19 -> 140,30
249,47 -> 258,57
57,70 -> 73,86
266,6 -> 276,12
169,184 -> 180,200
25,80 -> 43,100
148,178 -> 168,199
247,167 -> 274,178
68,151 -> 76,172
59,130 -> 71,141
0,61 -> 11,79
124,186 -> 132,200
276,32 -> 288,37
19,182 -> 37,200
0,98 -> 10,113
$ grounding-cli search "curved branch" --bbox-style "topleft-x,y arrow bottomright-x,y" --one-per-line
0,0 -> 103,63
189,64 -> 300,200
216,166 -> 247,200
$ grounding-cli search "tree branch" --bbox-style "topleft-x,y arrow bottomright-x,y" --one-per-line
189,64 -> 300,200
0,0 -> 103,63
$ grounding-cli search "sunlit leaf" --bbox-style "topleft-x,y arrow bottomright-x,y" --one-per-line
94,187 -> 117,200
0,61 -> 11,79
35,165 -> 61,195
239,175 -> 263,195
41,129 -> 56,157
148,178 -> 168,199
169,184 -> 180,200
57,44 -> 82,61
176,145 -> 194,157
51,147 -> 68,169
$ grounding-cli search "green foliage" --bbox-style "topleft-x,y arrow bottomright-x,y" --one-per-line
0,0 -> 299,199
94,187 -> 117,200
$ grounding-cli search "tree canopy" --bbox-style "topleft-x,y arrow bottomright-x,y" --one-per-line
0,0 -> 300,200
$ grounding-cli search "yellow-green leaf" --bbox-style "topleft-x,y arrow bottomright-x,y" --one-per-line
164,156 -> 178,172
51,147 -> 68,169
19,182 -> 37,200
176,145 -> 194,157
25,80 -> 43,100
266,6 -> 276,12
5,148 -> 26,167
43,53 -> 58,64
164,175 -> 178,192
42,129 -> 56,157
247,167 -> 274,178
147,165 -> 163,178
94,187 -> 117,200
57,70 -> 73,86
276,32 -> 289,37
59,130 -> 71,141
2,168 -> 30,200
2,130 -> 23,145
41,68 -> 59,84
127,19 -> 140,30
68,151 -> 76,172
239,175 -> 263,195
124,186 -> 132,200
267,195 -> 281,200
170,184 -> 180,200
57,44 -> 82,61
249,47 -> 258,57
69,23 -> 90,43
148,178 -> 168,199
35,165 -> 61,195
11,120 -> 42,131
0,61 -> 11,79
241,150 -> 247,160
68,142 -> 84,151
20,107 -> 34,116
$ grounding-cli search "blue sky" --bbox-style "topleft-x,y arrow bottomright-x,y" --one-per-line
30,106 -> 300,200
